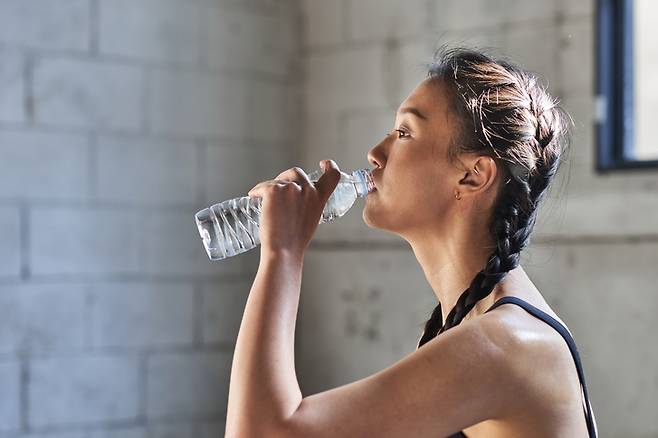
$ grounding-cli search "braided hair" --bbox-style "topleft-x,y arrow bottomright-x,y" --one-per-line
416,46 -> 573,349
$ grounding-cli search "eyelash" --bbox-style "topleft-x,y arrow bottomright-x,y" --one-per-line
388,128 -> 410,139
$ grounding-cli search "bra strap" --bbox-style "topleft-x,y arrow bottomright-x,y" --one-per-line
485,296 -> 598,437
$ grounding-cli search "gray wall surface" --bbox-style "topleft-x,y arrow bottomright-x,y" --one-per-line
0,0 -> 300,436
298,1 -> 658,438
1,0 -> 657,437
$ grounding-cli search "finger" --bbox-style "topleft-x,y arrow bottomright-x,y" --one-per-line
314,159 -> 341,205
248,180 -> 278,197
247,180 -> 268,196
275,167 -> 313,190
248,180 -> 299,197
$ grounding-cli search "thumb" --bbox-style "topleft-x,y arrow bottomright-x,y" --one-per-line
315,159 -> 341,205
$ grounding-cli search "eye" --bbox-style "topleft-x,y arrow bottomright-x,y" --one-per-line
385,128 -> 411,139
394,128 -> 410,139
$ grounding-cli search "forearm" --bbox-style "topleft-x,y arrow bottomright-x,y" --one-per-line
225,249 -> 305,436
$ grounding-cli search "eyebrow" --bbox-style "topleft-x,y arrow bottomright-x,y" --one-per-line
396,106 -> 428,121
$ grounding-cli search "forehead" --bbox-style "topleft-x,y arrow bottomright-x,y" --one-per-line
397,78 -> 451,125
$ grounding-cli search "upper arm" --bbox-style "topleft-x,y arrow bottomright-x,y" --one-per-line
277,315 -> 530,438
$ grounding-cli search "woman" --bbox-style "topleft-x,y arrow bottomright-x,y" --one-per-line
227,47 -> 599,437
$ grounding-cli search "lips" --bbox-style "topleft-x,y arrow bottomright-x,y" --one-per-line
371,171 -> 381,191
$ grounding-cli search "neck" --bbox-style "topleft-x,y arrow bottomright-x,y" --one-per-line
405,218 -> 517,326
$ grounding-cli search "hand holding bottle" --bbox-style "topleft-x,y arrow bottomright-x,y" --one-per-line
195,162 -> 374,261
246,159 -> 342,259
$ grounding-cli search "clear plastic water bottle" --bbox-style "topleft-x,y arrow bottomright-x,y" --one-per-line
195,167 -> 375,261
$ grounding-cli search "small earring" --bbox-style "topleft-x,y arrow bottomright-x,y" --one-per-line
473,167 -> 480,175
454,191 -> 461,200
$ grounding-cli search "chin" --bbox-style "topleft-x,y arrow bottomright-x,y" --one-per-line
362,203 -> 392,232
362,204 -> 379,229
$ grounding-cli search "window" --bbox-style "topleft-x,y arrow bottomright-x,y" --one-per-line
596,0 -> 658,170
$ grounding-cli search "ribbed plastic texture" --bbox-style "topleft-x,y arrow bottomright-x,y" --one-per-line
195,167 -> 375,260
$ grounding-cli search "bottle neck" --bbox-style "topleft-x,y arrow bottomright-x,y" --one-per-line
352,169 -> 375,198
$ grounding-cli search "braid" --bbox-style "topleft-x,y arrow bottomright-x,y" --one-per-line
417,301 -> 443,348
416,46 -> 569,349
418,175 -> 533,348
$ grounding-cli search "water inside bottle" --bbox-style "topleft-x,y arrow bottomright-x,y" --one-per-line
195,196 -> 262,260
195,167 -> 374,261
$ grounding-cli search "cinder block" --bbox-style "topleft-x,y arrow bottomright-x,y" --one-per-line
148,422 -> 195,438
97,136 -> 197,204
0,360 -> 20,433
301,0 -> 343,48
21,432 -> 85,438
430,0 -> 556,31
396,36 -> 436,105
431,28 -> 506,54
90,282 -> 195,348
0,0 -> 90,51
146,351 -> 232,419
140,208 -> 257,276
203,4 -> 296,78
88,426 -> 145,438
0,48 -> 25,123
429,0 -> 510,31
99,0 -> 201,64
502,0 -> 557,23
203,142 -> 293,208
0,283 -> 86,354
0,206 -> 20,278
534,190 -> 658,238
147,69 -> 247,139
220,0 -> 296,16
346,0 -> 428,42
200,280 -> 250,344
29,206 -> 142,276
247,81 -> 295,144
558,18 -> 593,97
557,0 -> 593,18
201,143 -> 255,208
305,46 -> 388,115
298,250 -> 436,393
550,93 -> 595,183
33,58 -> 143,131
299,111 -> 340,172
29,355 -> 140,427
0,130 -> 89,200
198,420 -> 226,438
501,22 -> 560,88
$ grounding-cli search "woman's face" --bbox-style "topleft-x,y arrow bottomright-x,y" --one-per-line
364,78 -> 464,240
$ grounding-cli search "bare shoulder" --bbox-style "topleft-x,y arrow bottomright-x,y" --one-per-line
476,299 -> 585,412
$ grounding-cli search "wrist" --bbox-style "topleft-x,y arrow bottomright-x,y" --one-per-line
260,246 -> 305,266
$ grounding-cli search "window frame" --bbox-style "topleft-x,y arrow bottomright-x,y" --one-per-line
596,0 -> 658,171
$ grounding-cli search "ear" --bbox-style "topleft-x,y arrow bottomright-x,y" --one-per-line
457,155 -> 499,196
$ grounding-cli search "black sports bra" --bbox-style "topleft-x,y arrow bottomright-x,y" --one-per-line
445,296 -> 598,438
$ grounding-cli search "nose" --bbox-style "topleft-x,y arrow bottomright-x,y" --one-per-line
367,137 -> 387,169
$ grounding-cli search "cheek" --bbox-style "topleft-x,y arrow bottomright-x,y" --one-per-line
400,166 -> 453,214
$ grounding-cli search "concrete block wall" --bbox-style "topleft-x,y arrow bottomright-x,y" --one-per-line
298,1 -> 658,437
0,0 -> 300,436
